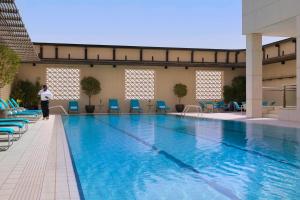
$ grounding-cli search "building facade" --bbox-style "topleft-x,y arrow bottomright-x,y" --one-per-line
13,39 -> 296,113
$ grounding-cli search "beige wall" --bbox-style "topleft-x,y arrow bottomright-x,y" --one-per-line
59,47 -> 84,59
38,44 -> 246,63
169,50 -> 190,62
116,49 -> 139,60
88,48 -> 113,60
18,40 -> 297,113
280,41 -> 295,55
17,63 -> 245,113
265,46 -> 278,58
143,49 -> 165,61
263,60 -> 296,106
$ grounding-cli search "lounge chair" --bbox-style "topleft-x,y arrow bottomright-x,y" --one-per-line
199,101 -> 214,112
199,101 -> 206,111
8,99 -> 41,115
262,100 -> 268,106
0,127 -> 14,150
0,118 -> 29,131
130,99 -> 143,113
214,101 -> 225,112
0,121 -> 26,138
156,100 -> 170,113
108,99 -> 120,113
0,118 -> 30,123
241,101 -> 246,111
68,101 -> 79,113
232,101 -> 242,111
0,100 -> 40,120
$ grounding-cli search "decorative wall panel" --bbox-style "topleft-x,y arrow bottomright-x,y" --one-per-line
46,68 -> 80,100
196,71 -> 223,100
125,69 -> 155,100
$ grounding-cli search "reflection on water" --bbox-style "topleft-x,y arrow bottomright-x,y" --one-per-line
63,115 -> 300,200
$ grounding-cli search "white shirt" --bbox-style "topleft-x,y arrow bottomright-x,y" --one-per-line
38,89 -> 53,101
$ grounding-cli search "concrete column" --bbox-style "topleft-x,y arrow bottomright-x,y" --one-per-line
297,16 -> 300,111
246,33 -> 262,118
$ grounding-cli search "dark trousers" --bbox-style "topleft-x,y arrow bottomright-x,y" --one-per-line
41,100 -> 49,118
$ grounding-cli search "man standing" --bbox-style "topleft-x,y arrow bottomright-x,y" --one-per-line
38,85 -> 53,120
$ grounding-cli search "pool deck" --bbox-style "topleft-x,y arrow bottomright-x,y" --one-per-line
0,113 -> 299,200
170,112 -> 300,128
0,115 -> 80,200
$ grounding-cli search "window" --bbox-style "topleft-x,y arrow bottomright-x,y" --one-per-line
196,71 -> 223,100
125,69 -> 155,100
46,68 -> 80,100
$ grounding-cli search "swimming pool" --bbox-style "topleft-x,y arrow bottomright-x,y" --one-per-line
62,115 -> 300,200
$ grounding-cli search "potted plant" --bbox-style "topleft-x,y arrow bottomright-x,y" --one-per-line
173,83 -> 187,112
80,76 -> 101,113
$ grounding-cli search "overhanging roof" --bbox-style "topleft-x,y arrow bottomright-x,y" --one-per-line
0,0 -> 39,62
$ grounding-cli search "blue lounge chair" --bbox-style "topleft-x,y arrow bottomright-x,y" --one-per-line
214,101 -> 225,112
7,99 -> 41,115
0,127 -> 14,149
156,100 -> 170,113
0,122 -> 26,138
0,99 -> 39,118
130,99 -> 143,113
68,101 -> 79,113
0,118 -> 29,131
199,101 -> 206,111
262,100 -> 268,106
232,101 -> 242,111
0,118 -> 29,123
108,99 -> 120,113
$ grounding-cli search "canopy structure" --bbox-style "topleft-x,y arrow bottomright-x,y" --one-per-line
0,0 -> 39,62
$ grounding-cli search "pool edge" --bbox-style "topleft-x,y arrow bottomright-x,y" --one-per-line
58,115 -> 86,200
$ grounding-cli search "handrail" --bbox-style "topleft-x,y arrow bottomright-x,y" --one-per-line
49,105 -> 68,115
181,105 -> 203,117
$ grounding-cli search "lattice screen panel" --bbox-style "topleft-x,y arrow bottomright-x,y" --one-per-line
46,68 -> 80,100
125,69 -> 155,100
196,71 -> 223,100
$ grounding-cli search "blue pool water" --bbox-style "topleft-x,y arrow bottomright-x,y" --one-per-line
62,115 -> 300,200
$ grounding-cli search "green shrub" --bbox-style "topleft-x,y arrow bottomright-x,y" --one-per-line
223,76 -> 246,103
173,83 -> 187,104
80,76 -> 101,105
0,45 -> 20,88
10,79 -> 41,109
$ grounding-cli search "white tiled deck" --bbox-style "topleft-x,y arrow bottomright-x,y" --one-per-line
0,115 -> 80,200
170,112 -> 300,129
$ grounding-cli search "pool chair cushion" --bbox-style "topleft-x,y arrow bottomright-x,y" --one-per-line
132,106 -> 140,109
110,106 -> 119,109
70,106 -> 78,110
0,127 -> 14,134
0,122 -> 25,129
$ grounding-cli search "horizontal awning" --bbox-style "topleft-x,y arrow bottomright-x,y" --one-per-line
0,0 -> 39,62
